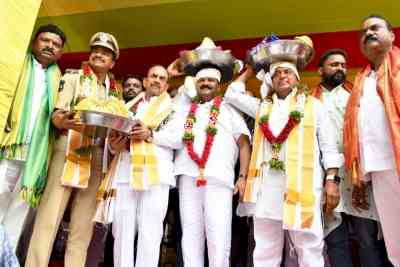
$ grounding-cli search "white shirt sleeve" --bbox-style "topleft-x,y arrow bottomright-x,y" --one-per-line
315,100 -> 343,170
153,111 -> 185,150
227,105 -> 251,141
224,81 -> 260,118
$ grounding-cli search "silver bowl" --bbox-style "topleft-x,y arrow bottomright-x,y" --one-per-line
79,110 -> 139,138
180,48 -> 240,83
246,40 -> 315,72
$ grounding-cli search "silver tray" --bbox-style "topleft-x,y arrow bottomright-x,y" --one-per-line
246,39 -> 315,72
79,110 -> 139,138
180,48 -> 240,83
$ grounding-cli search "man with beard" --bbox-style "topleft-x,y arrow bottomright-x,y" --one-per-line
344,15 -> 400,267
313,49 -> 386,267
122,74 -> 143,102
25,32 -> 121,267
0,24 -> 65,250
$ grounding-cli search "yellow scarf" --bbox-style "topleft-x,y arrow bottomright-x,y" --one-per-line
130,92 -> 172,190
94,154 -> 118,224
244,92 -> 316,229
60,67 -> 110,188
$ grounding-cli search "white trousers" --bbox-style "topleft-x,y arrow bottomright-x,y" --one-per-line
0,159 -> 31,250
112,183 -> 170,267
253,218 -> 324,267
371,169 -> 400,267
179,175 -> 232,267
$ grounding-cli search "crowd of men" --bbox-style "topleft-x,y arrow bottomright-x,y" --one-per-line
0,13 -> 399,267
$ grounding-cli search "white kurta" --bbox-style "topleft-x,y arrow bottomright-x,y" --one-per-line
0,57 -> 46,249
175,101 -> 250,188
226,81 -> 341,267
357,71 -> 400,267
154,89 -> 250,267
112,99 -> 175,267
318,84 -> 379,236
226,81 -> 342,235
113,99 -> 175,187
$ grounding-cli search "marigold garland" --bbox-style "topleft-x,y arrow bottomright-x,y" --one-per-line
259,107 -> 303,171
82,63 -> 121,98
182,96 -> 223,186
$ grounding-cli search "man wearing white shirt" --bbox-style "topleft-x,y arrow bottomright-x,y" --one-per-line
0,24 -> 65,250
225,36 -> 341,267
153,65 -> 251,267
314,49 -> 386,267
344,15 -> 400,267
105,65 -> 174,267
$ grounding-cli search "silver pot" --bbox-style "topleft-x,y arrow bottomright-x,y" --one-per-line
79,110 -> 139,138
246,39 -> 315,72
180,48 -> 241,83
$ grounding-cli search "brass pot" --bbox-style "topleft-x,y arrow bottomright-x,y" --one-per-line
180,48 -> 242,83
246,39 -> 315,72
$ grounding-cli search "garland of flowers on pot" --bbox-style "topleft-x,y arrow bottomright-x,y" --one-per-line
258,99 -> 303,171
182,96 -> 223,186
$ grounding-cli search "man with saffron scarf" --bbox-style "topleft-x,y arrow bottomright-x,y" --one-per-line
225,36 -> 341,267
0,24 -> 65,249
314,49 -> 387,267
344,15 -> 400,267
25,32 -> 121,267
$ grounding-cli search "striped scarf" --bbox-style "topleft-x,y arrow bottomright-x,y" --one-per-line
244,92 -> 317,229
94,92 -> 172,224
0,53 -> 61,206
60,65 -> 114,188
130,92 -> 172,190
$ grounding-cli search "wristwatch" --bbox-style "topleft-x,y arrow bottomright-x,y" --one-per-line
238,174 -> 247,179
326,174 -> 341,184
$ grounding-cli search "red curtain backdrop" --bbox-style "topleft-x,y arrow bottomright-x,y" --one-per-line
58,28 -> 400,79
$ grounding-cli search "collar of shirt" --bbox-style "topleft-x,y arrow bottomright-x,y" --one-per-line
32,56 -> 45,70
368,70 -> 376,78
198,99 -> 214,109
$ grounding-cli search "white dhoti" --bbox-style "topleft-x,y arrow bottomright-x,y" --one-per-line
0,159 -> 31,250
370,169 -> 400,267
179,175 -> 232,267
253,218 -> 324,267
112,182 -> 170,267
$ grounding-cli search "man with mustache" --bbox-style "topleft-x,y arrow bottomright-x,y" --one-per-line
151,37 -> 251,267
313,49 -> 387,267
122,74 -> 143,102
0,24 -> 65,250
98,65 -> 176,267
25,32 -> 120,267
225,36 -> 341,267
344,15 -> 400,267
167,66 -> 251,267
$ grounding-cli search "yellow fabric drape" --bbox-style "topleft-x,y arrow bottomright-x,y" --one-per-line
130,92 -> 172,190
284,96 -> 315,229
244,93 -> 316,230
0,0 -> 42,133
